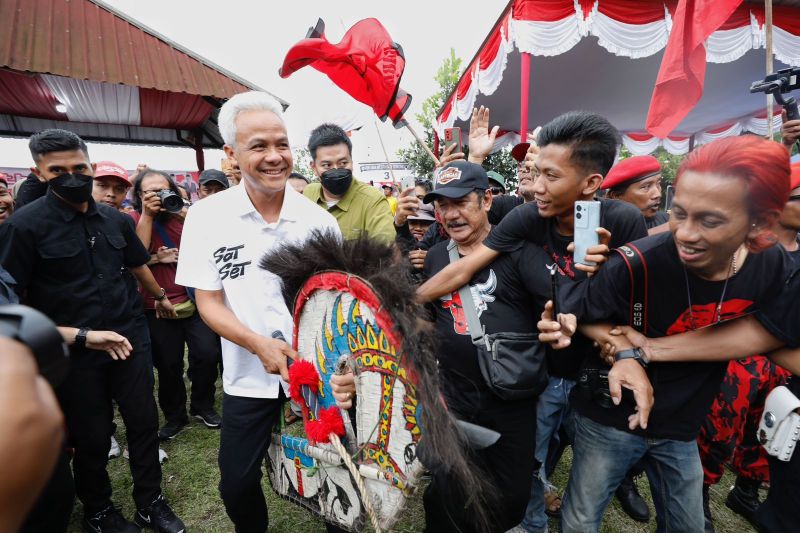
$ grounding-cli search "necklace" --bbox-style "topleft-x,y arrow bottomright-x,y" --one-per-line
682,251 -> 737,330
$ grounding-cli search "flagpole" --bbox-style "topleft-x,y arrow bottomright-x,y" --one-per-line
404,122 -> 441,166
373,120 -> 398,184
765,0 -> 774,139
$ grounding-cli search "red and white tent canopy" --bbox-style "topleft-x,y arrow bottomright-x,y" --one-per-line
435,0 -> 800,155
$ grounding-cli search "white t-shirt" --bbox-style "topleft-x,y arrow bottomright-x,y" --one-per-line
176,183 -> 340,398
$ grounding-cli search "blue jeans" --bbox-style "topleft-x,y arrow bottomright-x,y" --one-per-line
561,414 -> 704,533
521,377 -> 575,532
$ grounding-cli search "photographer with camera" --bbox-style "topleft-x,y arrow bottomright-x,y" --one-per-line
131,169 -> 222,439
0,129 -> 184,533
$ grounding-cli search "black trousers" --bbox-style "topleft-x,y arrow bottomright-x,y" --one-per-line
218,392 -> 284,533
59,316 -> 162,514
423,387 -> 538,533
146,310 -> 221,423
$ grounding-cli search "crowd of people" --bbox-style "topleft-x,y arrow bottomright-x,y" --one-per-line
0,87 -> 799,533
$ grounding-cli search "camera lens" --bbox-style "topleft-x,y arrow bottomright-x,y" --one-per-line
157,190 -> 184,214
576,205 -> 582,211
576,212 -> 582,219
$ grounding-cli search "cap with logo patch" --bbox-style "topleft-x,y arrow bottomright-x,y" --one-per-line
423,160 -> 489,204
94,161 -> 131,187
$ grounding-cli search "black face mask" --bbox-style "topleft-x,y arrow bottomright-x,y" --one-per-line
320,168 -> 353,197
49,173 -> 94,204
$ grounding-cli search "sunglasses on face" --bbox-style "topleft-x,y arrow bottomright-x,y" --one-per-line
490,187 -> 504,195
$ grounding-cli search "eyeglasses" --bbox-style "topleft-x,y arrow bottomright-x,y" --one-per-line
489,187 -> 504,195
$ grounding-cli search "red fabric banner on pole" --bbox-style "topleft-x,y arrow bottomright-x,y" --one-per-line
645,0 -> 743,139
280,18 -> 412,127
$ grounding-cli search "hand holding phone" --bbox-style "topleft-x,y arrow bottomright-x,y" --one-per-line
573,201 -> 601,266
444,127 -> 463,154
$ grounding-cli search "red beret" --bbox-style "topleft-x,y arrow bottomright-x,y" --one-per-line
601,155 -> 661,190
791,162 -> 800,191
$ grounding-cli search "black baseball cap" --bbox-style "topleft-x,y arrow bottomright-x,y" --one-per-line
423,160 -> 489,204
199,169 -> 229,189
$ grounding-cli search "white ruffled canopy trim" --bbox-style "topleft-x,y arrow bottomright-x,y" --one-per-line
621,114 -> 782,155
478,29 -> 510,96
437,1 -> 800,154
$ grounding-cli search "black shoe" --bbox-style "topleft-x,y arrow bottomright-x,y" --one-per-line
135,494 -> 185,532
615,473 -> 650,522
190,408 -> 221,428
83,505 -> 140,533
703,484 -> 716,533
157,419 -> 187,441
725,476 -> 761,528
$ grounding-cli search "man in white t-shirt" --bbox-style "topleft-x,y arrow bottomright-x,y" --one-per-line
175,91 -> 340,532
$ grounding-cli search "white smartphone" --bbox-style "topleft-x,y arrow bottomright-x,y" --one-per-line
573,201 -> 601,266
400,175 -> 416,194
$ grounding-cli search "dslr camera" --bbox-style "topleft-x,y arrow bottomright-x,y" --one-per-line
577,365 -> 614,409
0,305 -> 70,386
155,189 -> 184,214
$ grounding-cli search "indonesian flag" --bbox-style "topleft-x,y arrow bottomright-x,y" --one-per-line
646,0 -> 744,138
279,18 -> 412,127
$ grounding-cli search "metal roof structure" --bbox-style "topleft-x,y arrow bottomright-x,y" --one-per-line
0,0 -> 288,157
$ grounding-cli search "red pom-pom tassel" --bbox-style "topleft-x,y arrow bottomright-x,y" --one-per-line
306,406 -> 346,444
288,360 -> 319,401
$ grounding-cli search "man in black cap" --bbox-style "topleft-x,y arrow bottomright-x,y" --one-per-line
420,160 -> 559,532
197,169 -> 230,199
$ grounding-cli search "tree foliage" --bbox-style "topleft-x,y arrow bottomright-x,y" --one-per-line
292,147 -> 316,181
618,146 -> 684,187
397,49 -> 517,187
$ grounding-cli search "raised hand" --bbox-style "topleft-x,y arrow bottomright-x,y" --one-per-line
468,106 -> 500,164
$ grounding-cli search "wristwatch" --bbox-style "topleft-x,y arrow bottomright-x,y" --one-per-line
614,347 -> 649,368
75,327 -> 91,349
154,288 -> 167,301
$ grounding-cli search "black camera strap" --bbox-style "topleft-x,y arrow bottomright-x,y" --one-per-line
614,243 -> 648,334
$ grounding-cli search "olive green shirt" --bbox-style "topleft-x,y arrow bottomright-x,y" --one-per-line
303,179 -> 395,244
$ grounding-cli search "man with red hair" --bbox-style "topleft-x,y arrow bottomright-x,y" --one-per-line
545,136 -> 793,532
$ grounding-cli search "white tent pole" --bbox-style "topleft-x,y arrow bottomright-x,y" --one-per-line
766,0 -> 774,139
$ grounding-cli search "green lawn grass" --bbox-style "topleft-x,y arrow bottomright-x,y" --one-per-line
68,374 -> 757,532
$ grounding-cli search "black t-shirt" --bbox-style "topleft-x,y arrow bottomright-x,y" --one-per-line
646,210 -> 669,229
483,198 -> 648,378
561,232 -> 793,441
423,238 -> 552,405
488,194 -> 524,225
0,190 -> 150,338
752,243 -> 800,531
755,243 -> 800,347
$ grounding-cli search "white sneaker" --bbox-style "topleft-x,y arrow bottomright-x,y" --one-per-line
108,436 -> 121,459
123,447 -> 168,464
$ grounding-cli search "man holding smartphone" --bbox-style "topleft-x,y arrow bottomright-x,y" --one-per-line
416,110 -> 649,532
544,135 -> 792,532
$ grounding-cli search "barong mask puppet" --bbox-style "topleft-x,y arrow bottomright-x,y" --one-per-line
260,231 -> 490,532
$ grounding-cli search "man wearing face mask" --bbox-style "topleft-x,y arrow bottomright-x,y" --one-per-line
303,123 -> 395,243
0,129 -> 185,533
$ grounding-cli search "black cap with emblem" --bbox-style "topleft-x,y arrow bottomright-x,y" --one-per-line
423,160 -> 490,204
